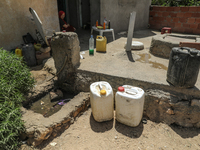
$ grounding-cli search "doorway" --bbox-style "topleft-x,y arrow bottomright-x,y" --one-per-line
57,0 -> 91,30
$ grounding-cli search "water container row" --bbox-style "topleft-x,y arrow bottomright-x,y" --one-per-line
90,81 -> 145,127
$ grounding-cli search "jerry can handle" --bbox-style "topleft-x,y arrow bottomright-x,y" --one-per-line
23,35 -> 28,44
181,47 -> 199,56
97,35 -> 103,39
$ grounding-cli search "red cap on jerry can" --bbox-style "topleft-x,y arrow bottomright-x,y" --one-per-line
118,86 -> 124,92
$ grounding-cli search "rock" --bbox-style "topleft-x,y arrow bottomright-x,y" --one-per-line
149,35 -> 179,59
191,99 -> 200,107
144,89 -> 200,128
36,51 -> 51,65
43,57 -> 57,75
51,32 -> 80,86
166,108 -> 174,115
40,46 -> 51,53
50,89 -> 63,101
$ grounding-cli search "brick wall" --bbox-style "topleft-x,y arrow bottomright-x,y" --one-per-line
149,6 -> 200,34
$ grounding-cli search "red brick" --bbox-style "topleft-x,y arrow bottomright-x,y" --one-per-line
153,6 -> 161,11
177,12 -> 185,18
190,24 -> 198,29
167,22 -> 175,27
149,11 -> 156,16
184,28 -> 193,34
189,6 -> 198,12
149,20 -> 156,25
163,12 -> 169,17
193,29 -> 200,35
166,17 -> 172,23
175,23 -> 182,28
166,7 -> 175,11
174,7 -> 180,12
192,12 -> 200,17
179,42 -> 200,49
196,7 -> 200,12
195,18 -> 200,24
173,27 -> 185,33
172,18 -> 179,23
180,7 -> 189,12
187,18 -> 196,24
156,12 -> 163,17
154,17 -> 166,21
182,23 -> 190,28
169,13 -> 177,17
179,18 -> 187,23
159,7 -> 167,11
197,24 -> 200,29
184,13 -> 192,18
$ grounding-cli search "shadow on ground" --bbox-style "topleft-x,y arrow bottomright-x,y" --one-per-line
170,123 -> 200,138
76,28 -> 158,52
90,113 -> 113,132
115,120 -> 144,138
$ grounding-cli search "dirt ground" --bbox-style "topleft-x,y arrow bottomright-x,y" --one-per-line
20,29 -> 200,150
23,108 -> 200,150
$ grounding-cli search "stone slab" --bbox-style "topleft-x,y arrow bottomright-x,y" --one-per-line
78,30 -> 200,94
21,92 -> 90,147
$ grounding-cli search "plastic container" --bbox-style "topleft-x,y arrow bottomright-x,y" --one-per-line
96,20 -> 98,27
115,85 -> 145,127
15,48 -> 22,57
22,44 -> 37,67
96,36 -> 107,52
167,47 -> 200,88
89,35 -> 94,55
34,43 -> 41,51
103,22 -> 106,30
90,81 -> 114,122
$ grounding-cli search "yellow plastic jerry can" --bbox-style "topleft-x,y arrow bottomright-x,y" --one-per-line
96,36 -> 107,52
15,48 -> 22,57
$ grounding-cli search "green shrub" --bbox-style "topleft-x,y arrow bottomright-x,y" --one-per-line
0,49 -> 35,149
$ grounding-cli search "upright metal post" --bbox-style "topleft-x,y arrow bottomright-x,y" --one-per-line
126,11 -> 136,51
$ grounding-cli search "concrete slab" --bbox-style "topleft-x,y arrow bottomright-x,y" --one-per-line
78,29 -> 200,94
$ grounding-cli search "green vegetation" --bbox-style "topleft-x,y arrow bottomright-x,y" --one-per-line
0,49 -> 35,150
151,0 -> 200,6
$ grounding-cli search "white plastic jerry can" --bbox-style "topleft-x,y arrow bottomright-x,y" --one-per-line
90,81 -> 114,122
115,85 -> 145,127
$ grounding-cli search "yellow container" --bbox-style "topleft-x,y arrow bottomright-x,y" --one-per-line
96,36 -> 107,52
34,43 -> 41,51
15,48 -> 22,57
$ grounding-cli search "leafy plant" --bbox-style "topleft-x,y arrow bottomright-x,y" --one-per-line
0,49 -> 35,105
0,48 -> 35,149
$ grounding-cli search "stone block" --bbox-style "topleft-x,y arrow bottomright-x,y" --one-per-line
191,99 -> 200,107
50,32 -> 80,84
149,35 -> 179,58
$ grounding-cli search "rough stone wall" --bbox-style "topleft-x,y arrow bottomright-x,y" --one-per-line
74,69 -> 200,98
50,32 -> 80,91
21,92 -> 90,147
72,69 -> 200,128
149,6 -> 200,34
0,0 -> 60,50
145,90 -> 200,128
100,0 -> 151,33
